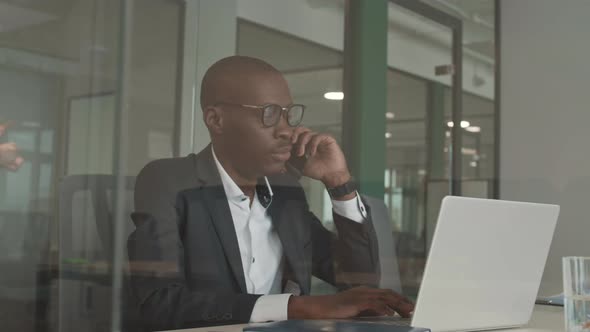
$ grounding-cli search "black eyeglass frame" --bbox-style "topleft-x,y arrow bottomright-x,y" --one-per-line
214,102 -> 306,128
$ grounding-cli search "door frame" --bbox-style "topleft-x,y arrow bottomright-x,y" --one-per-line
390,0 -> 464,196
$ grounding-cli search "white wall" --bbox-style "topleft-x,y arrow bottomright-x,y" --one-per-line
500,0 -> 590,295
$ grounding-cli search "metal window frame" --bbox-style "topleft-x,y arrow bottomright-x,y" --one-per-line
389,0 -> 464,196
342,0 -> 389,198
493,0 -> 501,199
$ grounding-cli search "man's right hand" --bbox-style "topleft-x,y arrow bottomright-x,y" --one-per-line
287,286 -> 415,320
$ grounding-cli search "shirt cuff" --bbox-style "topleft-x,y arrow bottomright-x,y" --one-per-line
249,294 -> 292,323
331,191 -> 367,223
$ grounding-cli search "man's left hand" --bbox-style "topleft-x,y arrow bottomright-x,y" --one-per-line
290,127 -> 351,189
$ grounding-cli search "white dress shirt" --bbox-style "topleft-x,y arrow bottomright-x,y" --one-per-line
211,148 -> 366,322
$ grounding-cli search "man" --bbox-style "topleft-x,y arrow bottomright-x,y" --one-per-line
128,56 -> 413,330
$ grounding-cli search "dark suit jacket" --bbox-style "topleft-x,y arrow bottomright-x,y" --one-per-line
127,145 -> 380,330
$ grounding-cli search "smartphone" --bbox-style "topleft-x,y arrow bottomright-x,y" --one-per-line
285,148 -> 307,178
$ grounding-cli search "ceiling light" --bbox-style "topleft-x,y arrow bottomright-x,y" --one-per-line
448,121 -> 471,128
385,112 -> 395,120
22,121 -> 41,128
385,132 -> 392,139
462,147 -> 477,155
466,126 -> 481,133
324,92 -> 344,100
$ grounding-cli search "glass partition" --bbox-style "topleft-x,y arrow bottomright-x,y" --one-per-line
0,0 -> 497,330
387,0 -> 496,296
0,0 -> 184,331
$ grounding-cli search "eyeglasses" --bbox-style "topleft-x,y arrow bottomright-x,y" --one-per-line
215,102 -> 305,128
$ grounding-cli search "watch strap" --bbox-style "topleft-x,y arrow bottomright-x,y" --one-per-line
327,180 -> 357,199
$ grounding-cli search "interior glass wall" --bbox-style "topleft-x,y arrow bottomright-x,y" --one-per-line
387,0 -> 496,296
0,0 -> 497,330
0,0 -> 184,331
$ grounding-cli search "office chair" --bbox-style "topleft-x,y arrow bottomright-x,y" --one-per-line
310,195 -> 404,295
360,195 -> 404,293
57,174 -> 136,332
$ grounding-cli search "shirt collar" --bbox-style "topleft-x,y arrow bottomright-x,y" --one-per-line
211,147 -> 274,205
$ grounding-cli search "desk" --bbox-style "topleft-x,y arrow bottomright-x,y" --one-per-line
504,305 -> 564,332
167,305 -> 564,332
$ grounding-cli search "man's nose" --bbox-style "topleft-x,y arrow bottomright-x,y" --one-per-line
274,112 -> 293,140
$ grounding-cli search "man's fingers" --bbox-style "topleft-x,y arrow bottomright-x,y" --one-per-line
400,303 -> 415,318
381,291 -> 412,306
295,131 -> 315,156
377,302 -> 396,316
366,300 -> 395,317
384,289 -> 414,305
371,304 -> 391,317
381,292 -> 414,318
334,288 -> 414,319
385,305 -> 397,316
307,134 -> 328,157
380,294 -> 402,309
291,126 -> 310,144
390,301 -> 414,318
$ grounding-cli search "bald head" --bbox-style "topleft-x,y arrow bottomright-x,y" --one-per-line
199,56 -> 296,181
200,56 -> 289,110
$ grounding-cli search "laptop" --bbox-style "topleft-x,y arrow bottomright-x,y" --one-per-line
246,196 -> 559,332
375,196 -> 559,332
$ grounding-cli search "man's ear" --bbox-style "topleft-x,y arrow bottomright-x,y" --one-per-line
203,106 -> 224,135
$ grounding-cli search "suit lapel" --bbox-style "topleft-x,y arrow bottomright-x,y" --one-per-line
194,146 -> 247,293
193,146 -> 310,294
